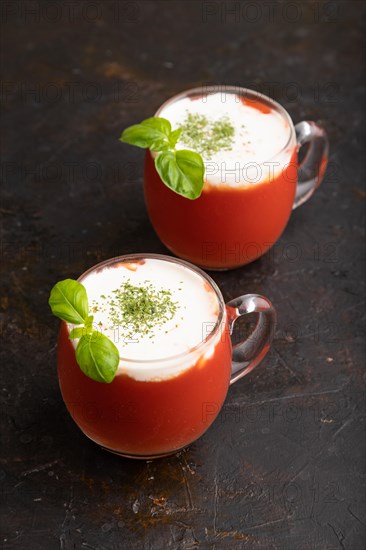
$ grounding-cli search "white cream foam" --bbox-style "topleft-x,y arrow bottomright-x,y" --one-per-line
70,258 -> 221,381
158,93 -> 294,187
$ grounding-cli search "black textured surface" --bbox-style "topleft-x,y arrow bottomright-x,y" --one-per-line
1,1 -> 365,549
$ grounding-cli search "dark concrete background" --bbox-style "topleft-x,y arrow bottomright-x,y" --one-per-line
1,1 -> 365,548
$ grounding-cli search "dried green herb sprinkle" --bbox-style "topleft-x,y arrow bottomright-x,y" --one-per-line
92,281 -> 179,342
178,112 -> 235,159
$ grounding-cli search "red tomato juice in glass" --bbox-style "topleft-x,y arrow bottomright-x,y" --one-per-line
57,255 -> 232,458
144,88 -> 299,269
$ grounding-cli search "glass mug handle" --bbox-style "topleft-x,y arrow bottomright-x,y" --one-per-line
226,294 -> 276,385
293,121 -> 329,209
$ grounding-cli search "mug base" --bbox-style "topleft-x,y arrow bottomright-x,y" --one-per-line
100,443 -> 189,460
156,240 -> 263,271
159,245 -> 255,271
193,264 -> 241,272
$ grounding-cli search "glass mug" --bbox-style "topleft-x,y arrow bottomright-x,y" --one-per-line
57,254 -> 276,459
144,85 -> 329,270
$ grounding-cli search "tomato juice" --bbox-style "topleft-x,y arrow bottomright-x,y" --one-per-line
58,321 -> 232,458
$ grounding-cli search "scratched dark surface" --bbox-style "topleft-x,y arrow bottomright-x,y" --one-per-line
1,1 -> 365,549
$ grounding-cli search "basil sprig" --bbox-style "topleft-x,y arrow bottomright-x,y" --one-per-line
49,279 -> 119,383
120,117 -> 205,200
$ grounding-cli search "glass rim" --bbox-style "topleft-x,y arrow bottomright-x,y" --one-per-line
154,84 -> 295,163
76,253 -> 225,366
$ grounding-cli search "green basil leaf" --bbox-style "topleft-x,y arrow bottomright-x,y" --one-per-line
76,332 -> 119,384
155,149 -> 205,199
141,117 -> 171,136
69,327 -> 85,340
120,117 -> 172,151
49,279 -> 88,325
169,127 -> 182,148
120,116 -> 205,200
84,314 -> 94,328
